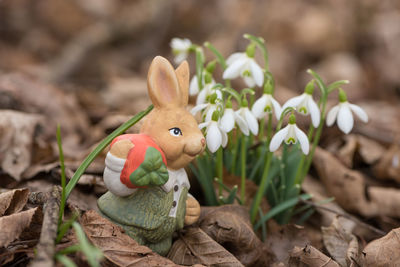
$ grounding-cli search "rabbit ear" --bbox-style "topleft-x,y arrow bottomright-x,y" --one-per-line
147,56 -> 181,108
175,60 -> 189,107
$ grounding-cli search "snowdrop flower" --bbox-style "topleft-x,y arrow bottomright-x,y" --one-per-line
170,38 -> 192,64
220,100 -> 236,133
223,44 -> 264,87
326,89 -> 368,134
269,114 -> 309,154
235,100 -> 259,136
199,111 -> 228,153
252,82 -> 282,120
191,93 -> 220,122
281,81 -> 320,128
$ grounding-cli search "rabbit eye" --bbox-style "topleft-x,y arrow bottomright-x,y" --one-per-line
169,127 -> 182,137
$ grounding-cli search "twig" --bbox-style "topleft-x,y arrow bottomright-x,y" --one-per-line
29,186 -> 61,267
299,198 -> 386,236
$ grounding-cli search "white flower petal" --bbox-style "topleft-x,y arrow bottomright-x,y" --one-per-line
223,57 -> 247,79
349,104 -> 368,123
249,60 -> 264,87
251,95 -> 268,119
269,125 -> 289,152
205,105 -> 217,122
174,53 -> 187,64
244,108 -> 259,135
206,122 -> 222,153
234,112 -> 249,136
270,97 -> 282,120
220,109 -> 235,132
190,103 -> 208,115
196,88 -> 208,105
307,97 -> 321,128
282,94 -> 306,111
326,105 -> 340,126
198,121 -> 210,129
221,128 -> 228,148
294,125 -> 309,154
226,52 -> 245,65
189,76 -> 199,96
243,75 -> 256,88
337,104 -> 353,134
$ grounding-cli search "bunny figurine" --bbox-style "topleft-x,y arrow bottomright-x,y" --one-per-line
97,56 -> 206,256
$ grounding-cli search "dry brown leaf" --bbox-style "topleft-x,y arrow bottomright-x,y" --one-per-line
81,210 -> 180,267
289,245 -> 340,267
322,218 -> 360,267
199,205 -> 274,266
0,188 -> 29,216
0,207 -> 41,247
0,110 -> 45,180
354,101 -> 400,144
313,147 -> 400,218
374,143 -> 400,182
335,135 -> 385,168
265,224 -> 309,264
361,227 -> 400,266
167,227 -> 244,267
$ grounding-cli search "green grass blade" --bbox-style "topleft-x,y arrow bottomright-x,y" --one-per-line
55,254 -> 77,267
72,222 -> 103,267
56,212 -> 79,243
254,194 -> 312,230
56,125 -> 67,227
65,105 -> 153,199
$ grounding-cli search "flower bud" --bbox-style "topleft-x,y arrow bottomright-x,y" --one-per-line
204,72 -> 213,84
263,80 -> 273,94
206,61 -> 217,73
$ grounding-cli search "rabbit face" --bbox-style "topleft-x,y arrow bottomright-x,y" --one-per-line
141,107 -> 205,169
140,56 -> 205,170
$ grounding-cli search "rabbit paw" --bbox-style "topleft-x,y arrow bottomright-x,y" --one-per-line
110,139 -> 134,159
184,196 -> 200,225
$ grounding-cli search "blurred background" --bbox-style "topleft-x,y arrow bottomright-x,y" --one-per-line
0,0 -> 399,187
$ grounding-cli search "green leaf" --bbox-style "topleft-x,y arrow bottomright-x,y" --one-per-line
65,105 -> 153,199
56,125 -> 66,227
254,194 -> 312,230
129,147 -> 169,186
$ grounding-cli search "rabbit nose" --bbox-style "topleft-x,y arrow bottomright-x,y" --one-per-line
201,138 -> 206,146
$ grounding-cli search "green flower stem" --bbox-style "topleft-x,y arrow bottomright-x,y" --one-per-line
293,124 -> 315,186
231,131 -> 240,173
204,42 -> 227,70
250,113 -> 273,223
195,48 -> 205,91
243,34 -> 269,71
65,105 -> 153,199
216,147 -> 223,198
240,135 -> 247,204
299,97 -> 327,184
250,151 -> 272,223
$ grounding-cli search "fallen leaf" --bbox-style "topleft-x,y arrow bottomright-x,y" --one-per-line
289,245 -> 340,267
361,227 -> 400,266
313,147 -> 400,218
81,210 -> 181,267
167,227 -> 244,267
0,110 -> 46,180
0,207 -> 42,247
322,218 -> 360,267
199,205 -> 274,266
0,188 -> 30,216
374,143 -> 400,183
265,224 -> 309,264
